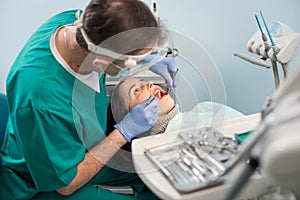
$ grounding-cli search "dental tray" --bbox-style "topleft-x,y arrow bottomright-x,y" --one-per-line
145,127 -> 240,193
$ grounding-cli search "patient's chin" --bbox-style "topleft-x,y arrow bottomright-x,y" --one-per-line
157,104 -> 174,121
158,96 -> 174,114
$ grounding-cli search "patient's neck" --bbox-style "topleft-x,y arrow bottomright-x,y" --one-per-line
149,104 -> 180,135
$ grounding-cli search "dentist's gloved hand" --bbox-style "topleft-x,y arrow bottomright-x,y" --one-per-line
114,95 -> 159,142
145,55 -> 179,91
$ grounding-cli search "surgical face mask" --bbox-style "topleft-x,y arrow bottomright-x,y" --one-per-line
109,63 -> 130,77
109,49 -> 168,79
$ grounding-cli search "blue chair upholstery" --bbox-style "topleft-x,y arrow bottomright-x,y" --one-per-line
0,93 -> 9,148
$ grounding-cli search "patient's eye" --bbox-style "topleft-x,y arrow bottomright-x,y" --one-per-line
133,87 -> 140,95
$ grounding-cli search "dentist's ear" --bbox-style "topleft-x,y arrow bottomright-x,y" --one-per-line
92,56 -> 110,72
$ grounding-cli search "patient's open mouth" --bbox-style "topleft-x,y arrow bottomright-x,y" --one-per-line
154,88 -> 168,99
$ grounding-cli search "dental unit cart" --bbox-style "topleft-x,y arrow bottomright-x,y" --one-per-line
132,114 -> 272,199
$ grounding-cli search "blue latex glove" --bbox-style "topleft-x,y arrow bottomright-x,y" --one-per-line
146,55 -> 179,91
114,95 -> 159,142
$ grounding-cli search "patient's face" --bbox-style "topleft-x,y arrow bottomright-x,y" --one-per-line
128,79 -> 175,117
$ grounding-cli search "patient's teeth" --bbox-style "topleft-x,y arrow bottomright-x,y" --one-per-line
157,91 -> 161,99
154,90 -> 161,99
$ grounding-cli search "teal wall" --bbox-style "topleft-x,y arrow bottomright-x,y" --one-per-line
1,0 -> 300,114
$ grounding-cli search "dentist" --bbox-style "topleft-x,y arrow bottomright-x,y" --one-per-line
0,0 -> 178,199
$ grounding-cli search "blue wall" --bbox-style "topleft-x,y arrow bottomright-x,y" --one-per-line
1,0 -> 299,114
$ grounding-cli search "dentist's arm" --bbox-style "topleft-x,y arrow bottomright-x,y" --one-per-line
56,129 -> 126,196
56,96 -> 159,196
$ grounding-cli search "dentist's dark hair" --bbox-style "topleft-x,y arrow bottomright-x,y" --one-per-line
76,0 -> 160,55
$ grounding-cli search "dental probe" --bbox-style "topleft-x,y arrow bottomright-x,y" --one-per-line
260,11 -> 275,47
255,13 -> 268,44
260,11 -> 281,88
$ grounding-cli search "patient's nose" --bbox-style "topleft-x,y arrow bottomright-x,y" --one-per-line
147,81 -> 153,89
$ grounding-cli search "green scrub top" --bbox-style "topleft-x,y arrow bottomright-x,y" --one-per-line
1,10 -> 109,199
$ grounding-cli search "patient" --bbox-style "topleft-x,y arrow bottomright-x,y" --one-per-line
108,77 -> 244,172
111,77 -> 180,137
111,77 -> 244,137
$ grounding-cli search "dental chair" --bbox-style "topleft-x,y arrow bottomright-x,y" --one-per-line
0,92 -> 9,169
